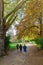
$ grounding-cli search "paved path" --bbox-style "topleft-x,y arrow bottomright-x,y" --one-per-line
0,43 -> 43,65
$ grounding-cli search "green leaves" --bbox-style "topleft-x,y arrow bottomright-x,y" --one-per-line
4,0 -> 29,31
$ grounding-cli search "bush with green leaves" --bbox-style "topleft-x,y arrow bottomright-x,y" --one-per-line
4,35 -> 11,50
34,38 -> 43,49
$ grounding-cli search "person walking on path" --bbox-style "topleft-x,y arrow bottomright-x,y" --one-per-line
23,44 -> 27,53
16,44 -> 19,50
19,44 -> 22,52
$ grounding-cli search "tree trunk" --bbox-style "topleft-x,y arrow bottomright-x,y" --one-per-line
0,0 -> 5,56
39,13 -> 42,37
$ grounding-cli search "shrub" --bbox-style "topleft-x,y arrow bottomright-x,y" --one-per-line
4,35 -> 11,50
34,38 -> 43,49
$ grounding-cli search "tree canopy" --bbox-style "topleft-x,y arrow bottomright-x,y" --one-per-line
3,0 -> 28,31
15,0 -> 43,39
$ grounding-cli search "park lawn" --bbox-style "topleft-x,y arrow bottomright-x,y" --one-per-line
9,42 -> 22,49
9,43 -> 16,49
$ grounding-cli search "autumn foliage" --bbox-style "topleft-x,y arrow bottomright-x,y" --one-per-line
16,0 -> 43,39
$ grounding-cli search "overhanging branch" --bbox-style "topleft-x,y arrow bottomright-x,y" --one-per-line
4,0 -> 28,20
5,13 -> 15,25
6,14 -> 17,31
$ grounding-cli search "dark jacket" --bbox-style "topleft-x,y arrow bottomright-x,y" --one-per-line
23,45 -> 27,52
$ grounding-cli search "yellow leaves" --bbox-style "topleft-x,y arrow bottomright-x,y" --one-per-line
26,0 -> 43,18
15,0 -> 43,39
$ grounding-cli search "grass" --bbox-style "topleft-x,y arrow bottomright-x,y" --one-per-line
9,43 -> 16,49
9,42 -> 22,49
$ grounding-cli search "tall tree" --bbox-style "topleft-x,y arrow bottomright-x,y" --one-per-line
0,0 -> 28,55
25,0 -> 43,37
0,0 -> 4,55
15,0 -> 43,39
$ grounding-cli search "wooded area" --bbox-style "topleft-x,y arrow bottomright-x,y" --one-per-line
0,0 -> 43,55
0,0 -> 28,55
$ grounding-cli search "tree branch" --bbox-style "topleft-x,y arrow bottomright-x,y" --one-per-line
6,14 -> 17,31
4,2 -> 11,4
4,0 -> 28,20
5,13 -> 15,25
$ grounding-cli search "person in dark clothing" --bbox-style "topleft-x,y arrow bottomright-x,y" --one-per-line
23,44 -> 27,52
19,44 -> 22,52
16,44 -> 19,50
